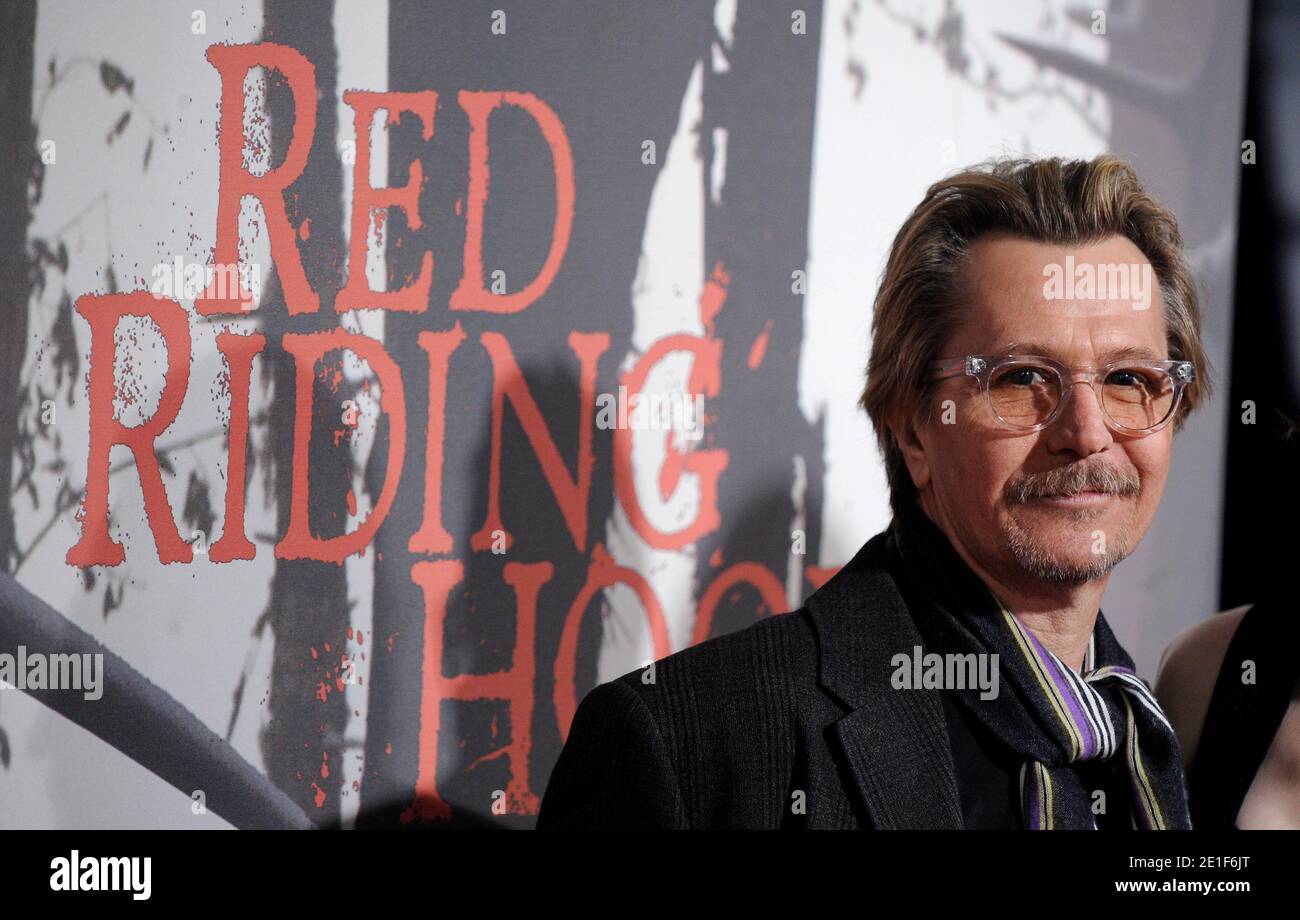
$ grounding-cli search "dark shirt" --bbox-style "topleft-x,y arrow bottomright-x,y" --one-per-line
1191,593 -> 1300,829
940,693 -> 1021,828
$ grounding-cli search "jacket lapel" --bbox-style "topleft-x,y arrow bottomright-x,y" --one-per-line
806,531 -> 963,829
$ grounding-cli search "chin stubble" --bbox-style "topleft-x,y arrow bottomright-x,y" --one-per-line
1001,461 -> 1142,585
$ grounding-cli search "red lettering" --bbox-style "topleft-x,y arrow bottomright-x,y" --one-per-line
275,330 -> 405,563
804,564 -> 840,593
405,559 -> 549,820
67,293 -> 193,567
336,90 -> 437,313
613,334 -> 727,550
209,331 -> 266,562
471,330 -> 609,553
450,91 -> 575,314
691,562 -> 787,646
408,323 -> 468,555
554,544 -> 671,735
200,42 -> 319,315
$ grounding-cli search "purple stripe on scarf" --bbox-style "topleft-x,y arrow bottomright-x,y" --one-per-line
1020,624 -> 1098,758
1023,766 -> 1043,829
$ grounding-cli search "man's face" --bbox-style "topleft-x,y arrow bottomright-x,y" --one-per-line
902,233 -> 1175,586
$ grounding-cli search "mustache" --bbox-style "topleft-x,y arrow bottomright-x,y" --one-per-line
1006,462 -> 1140,503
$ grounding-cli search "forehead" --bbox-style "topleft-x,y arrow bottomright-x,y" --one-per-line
952,233 -> 1168,359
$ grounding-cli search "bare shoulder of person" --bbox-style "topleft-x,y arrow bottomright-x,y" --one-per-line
1154,604 -> 1254,770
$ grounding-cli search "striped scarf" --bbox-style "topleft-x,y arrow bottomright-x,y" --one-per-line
891,504 -> 1192,830
999,602 -> 1191,829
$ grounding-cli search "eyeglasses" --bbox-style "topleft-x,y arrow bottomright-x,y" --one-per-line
925,354 -> 1196,434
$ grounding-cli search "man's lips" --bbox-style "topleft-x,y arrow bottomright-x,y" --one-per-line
1029,490 -> 1116,506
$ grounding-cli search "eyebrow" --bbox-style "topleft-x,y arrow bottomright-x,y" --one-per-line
991,341 -> 1164,362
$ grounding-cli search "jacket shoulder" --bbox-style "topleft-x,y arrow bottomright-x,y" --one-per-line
611,526 -> 900,715
612,605 -> 819,700
537,674 -> 690,828
539,529 -> 909,828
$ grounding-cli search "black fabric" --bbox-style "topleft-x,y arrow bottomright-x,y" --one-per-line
887,503 -> 1154,830
538,520 -> 959,829
537,505 -> 1161,829
939,693 -> 1020,829
1189,597 -> 1300,829
942,692 -> 1135,829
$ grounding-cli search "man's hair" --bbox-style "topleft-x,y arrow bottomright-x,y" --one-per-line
860,155 -> 1212,517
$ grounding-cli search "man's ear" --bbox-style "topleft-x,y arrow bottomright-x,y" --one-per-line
892,402 -> 932,494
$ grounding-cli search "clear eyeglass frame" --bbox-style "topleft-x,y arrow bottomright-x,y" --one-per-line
924,353 -> 1197,434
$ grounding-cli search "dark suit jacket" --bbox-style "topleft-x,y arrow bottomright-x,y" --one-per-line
536,527 -> 965,829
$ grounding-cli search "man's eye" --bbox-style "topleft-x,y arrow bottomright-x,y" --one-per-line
1107,370 -> 1143,387
1000,368 -> 1048,386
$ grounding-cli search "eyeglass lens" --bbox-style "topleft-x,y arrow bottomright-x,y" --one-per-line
988,361 -> 1177,430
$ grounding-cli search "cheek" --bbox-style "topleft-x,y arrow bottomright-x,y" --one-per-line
938,431 -> 1027,500
987,442 -> 1035,500
1127,434 -> 1172,491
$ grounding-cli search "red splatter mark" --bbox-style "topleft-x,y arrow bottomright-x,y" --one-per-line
657,432 -> 688,502
299,218 -> 311,240
320,752 -> 330,779
311,782 -> 326,808
310,646 -> 318,659
748,319 -> 773,370
385,743 -> 392,755
346,488 -> 356,517
709,547 -> 723,567
315,681 -> 329,702
699,260 -> 730,332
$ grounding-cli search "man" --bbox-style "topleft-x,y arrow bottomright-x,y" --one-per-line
537,155 -> 1210,829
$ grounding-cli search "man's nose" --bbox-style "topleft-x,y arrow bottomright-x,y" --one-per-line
1045,378 -> 1112,455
